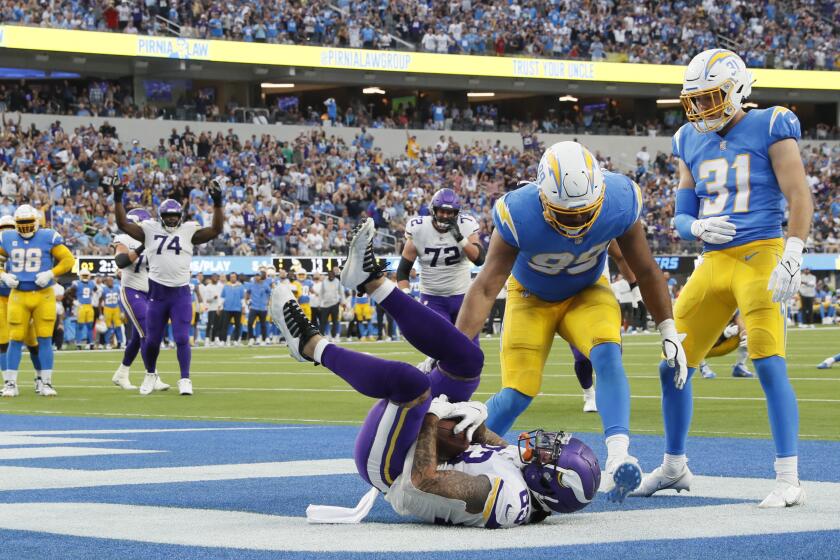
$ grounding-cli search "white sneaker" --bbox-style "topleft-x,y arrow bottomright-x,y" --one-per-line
600,455 -> 643,503
758,481 -> 805,508
248,339 -> 254,347
39,383 -> 57,397
632,464 -> 694,497
167,342 -> 176,349
139,373 -> 159,396
112,365 -> 136,390
154,376 -> 170,391
270,284 -> 319,363
234,341 -> 242,347
816,358 -> 834,370
582,388 -> 597,413
340,218 -> 381,290
34,376 -> 42,394
178,378 -> 193,395
204,338 -> 210,347
2,382 -> 19,397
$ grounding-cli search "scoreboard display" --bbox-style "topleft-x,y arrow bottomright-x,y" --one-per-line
75,256 -> 117,276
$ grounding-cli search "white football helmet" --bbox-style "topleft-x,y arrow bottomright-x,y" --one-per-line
14,204 -> 39,238
0,215 -> 15,230
536,141 -> 605,238
680,49 -> 753,133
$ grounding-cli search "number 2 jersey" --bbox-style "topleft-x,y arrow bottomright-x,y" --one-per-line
385,443 -> 532,529
113,234 -> 149,293
139,220 -> 200,288
673,106 -> 800,251
405,214 -> 479,296
0,228 -> 65,291
493,174 -> 642,302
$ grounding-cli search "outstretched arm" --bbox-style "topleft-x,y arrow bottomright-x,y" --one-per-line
455,230 -> 517,339
411,414 -> 492,514
192,178 -> 224,245
108,175 -> 144,242
396,239 -> 417,291
616,221 -> 671,325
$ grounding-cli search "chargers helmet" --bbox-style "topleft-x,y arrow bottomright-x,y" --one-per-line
79,268 -> 91,280
430,188 -> 461,233
14,204 -> 39,238
536,141 -> 605,238
680,49 -> 753,133
0,215 -> 15,230
127,208 -> 152,224
159,199 -> 183,233
518,430 -> 601,514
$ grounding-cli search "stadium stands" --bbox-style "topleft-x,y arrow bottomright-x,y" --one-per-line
1,1 -> 835,71
0,115 -> 835,256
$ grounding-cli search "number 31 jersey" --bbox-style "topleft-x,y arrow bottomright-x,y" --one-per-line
405,214 -> 479,296
493,174 -> 641,302
673,106 -> 800,251
139,220 -> 199,288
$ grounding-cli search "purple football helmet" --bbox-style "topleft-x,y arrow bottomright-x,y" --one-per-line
159,199 -> 183,232
518,430 -> 601,514
126,208 -> 152,225
430,188 -> 460,232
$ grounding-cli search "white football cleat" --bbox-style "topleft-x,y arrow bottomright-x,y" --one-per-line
270,284 -> 319,363
582,387 -> 598,413
758,481 -> 805,508
2,382 -> 19,397
139,373 -> 159,396
340,218 -> 381,290
112,365 -> 137,390
816,358 -> 834,370
632,464 -> 694,497
39,383 -> 57,397
154,376 -> 170,391
600,456 -> 642,503
178,378 -> 193,396
34,376 -> 42,394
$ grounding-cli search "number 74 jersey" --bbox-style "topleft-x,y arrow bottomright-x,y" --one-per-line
493,173 -> 642,302
139,220 -> 200,288
673,106 -> 801,250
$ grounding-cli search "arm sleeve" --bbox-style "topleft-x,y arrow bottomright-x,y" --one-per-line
50,245 -> 75,276
396,256 -> 414,282
674,188 -> 700,241
114,252 -> 132,269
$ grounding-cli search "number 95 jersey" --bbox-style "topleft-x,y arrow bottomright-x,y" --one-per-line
0,228 -> 65,291
139,220 -> 200,288
406,214 -> 479,296
493,174 -> 641,302
673,106 -> 801,250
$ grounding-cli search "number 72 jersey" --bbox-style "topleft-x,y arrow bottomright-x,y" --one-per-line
493,173 -> 641,302
673,106 -> 801,250
139,220 -> 200,288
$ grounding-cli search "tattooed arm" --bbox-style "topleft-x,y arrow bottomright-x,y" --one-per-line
411,414 -> 492,514
470,423 -> 508,447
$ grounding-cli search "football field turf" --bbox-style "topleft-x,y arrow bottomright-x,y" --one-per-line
0,327 -> 838,559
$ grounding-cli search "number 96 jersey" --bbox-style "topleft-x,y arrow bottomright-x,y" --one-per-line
0,228 -> 65,291
673,106 -> 800,251
493,174 -> 641,302
406,214 -> 479,296
139,220 -> 200,288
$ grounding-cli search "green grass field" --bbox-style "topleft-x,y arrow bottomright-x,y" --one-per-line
1,328 -> 838,441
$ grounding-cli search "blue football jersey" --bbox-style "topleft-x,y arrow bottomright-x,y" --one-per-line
493,172 -> 642,302
0,228 -> 65,291
102,285 -> 121,308
0,257 -> 10,297
73,280 -> 96,304
673,106 -> 800,251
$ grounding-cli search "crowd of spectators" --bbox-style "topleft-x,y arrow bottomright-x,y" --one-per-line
0,113 -> 836,259
0,1 -> 836,71
1,79 -> 839,141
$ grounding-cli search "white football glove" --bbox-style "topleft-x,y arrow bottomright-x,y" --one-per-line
427,395 -> 457,419
767,237 -> 804,303
723,323 -> 740,339
415,356 -> 438,374
658,319 -> 688,390
0,272 -> 18,289
35,270 -> 54,287
630,284 -> 642,309
690,216 -> 737,244
450,400 -> 488,441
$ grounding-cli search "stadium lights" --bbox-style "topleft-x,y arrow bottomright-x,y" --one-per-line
743,102 -> 758,108
558,95 -> 578,102
467,92 -> 495,98
656,99 -> 681,105
363,87 -> 386,95
260,83 -> 295,89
